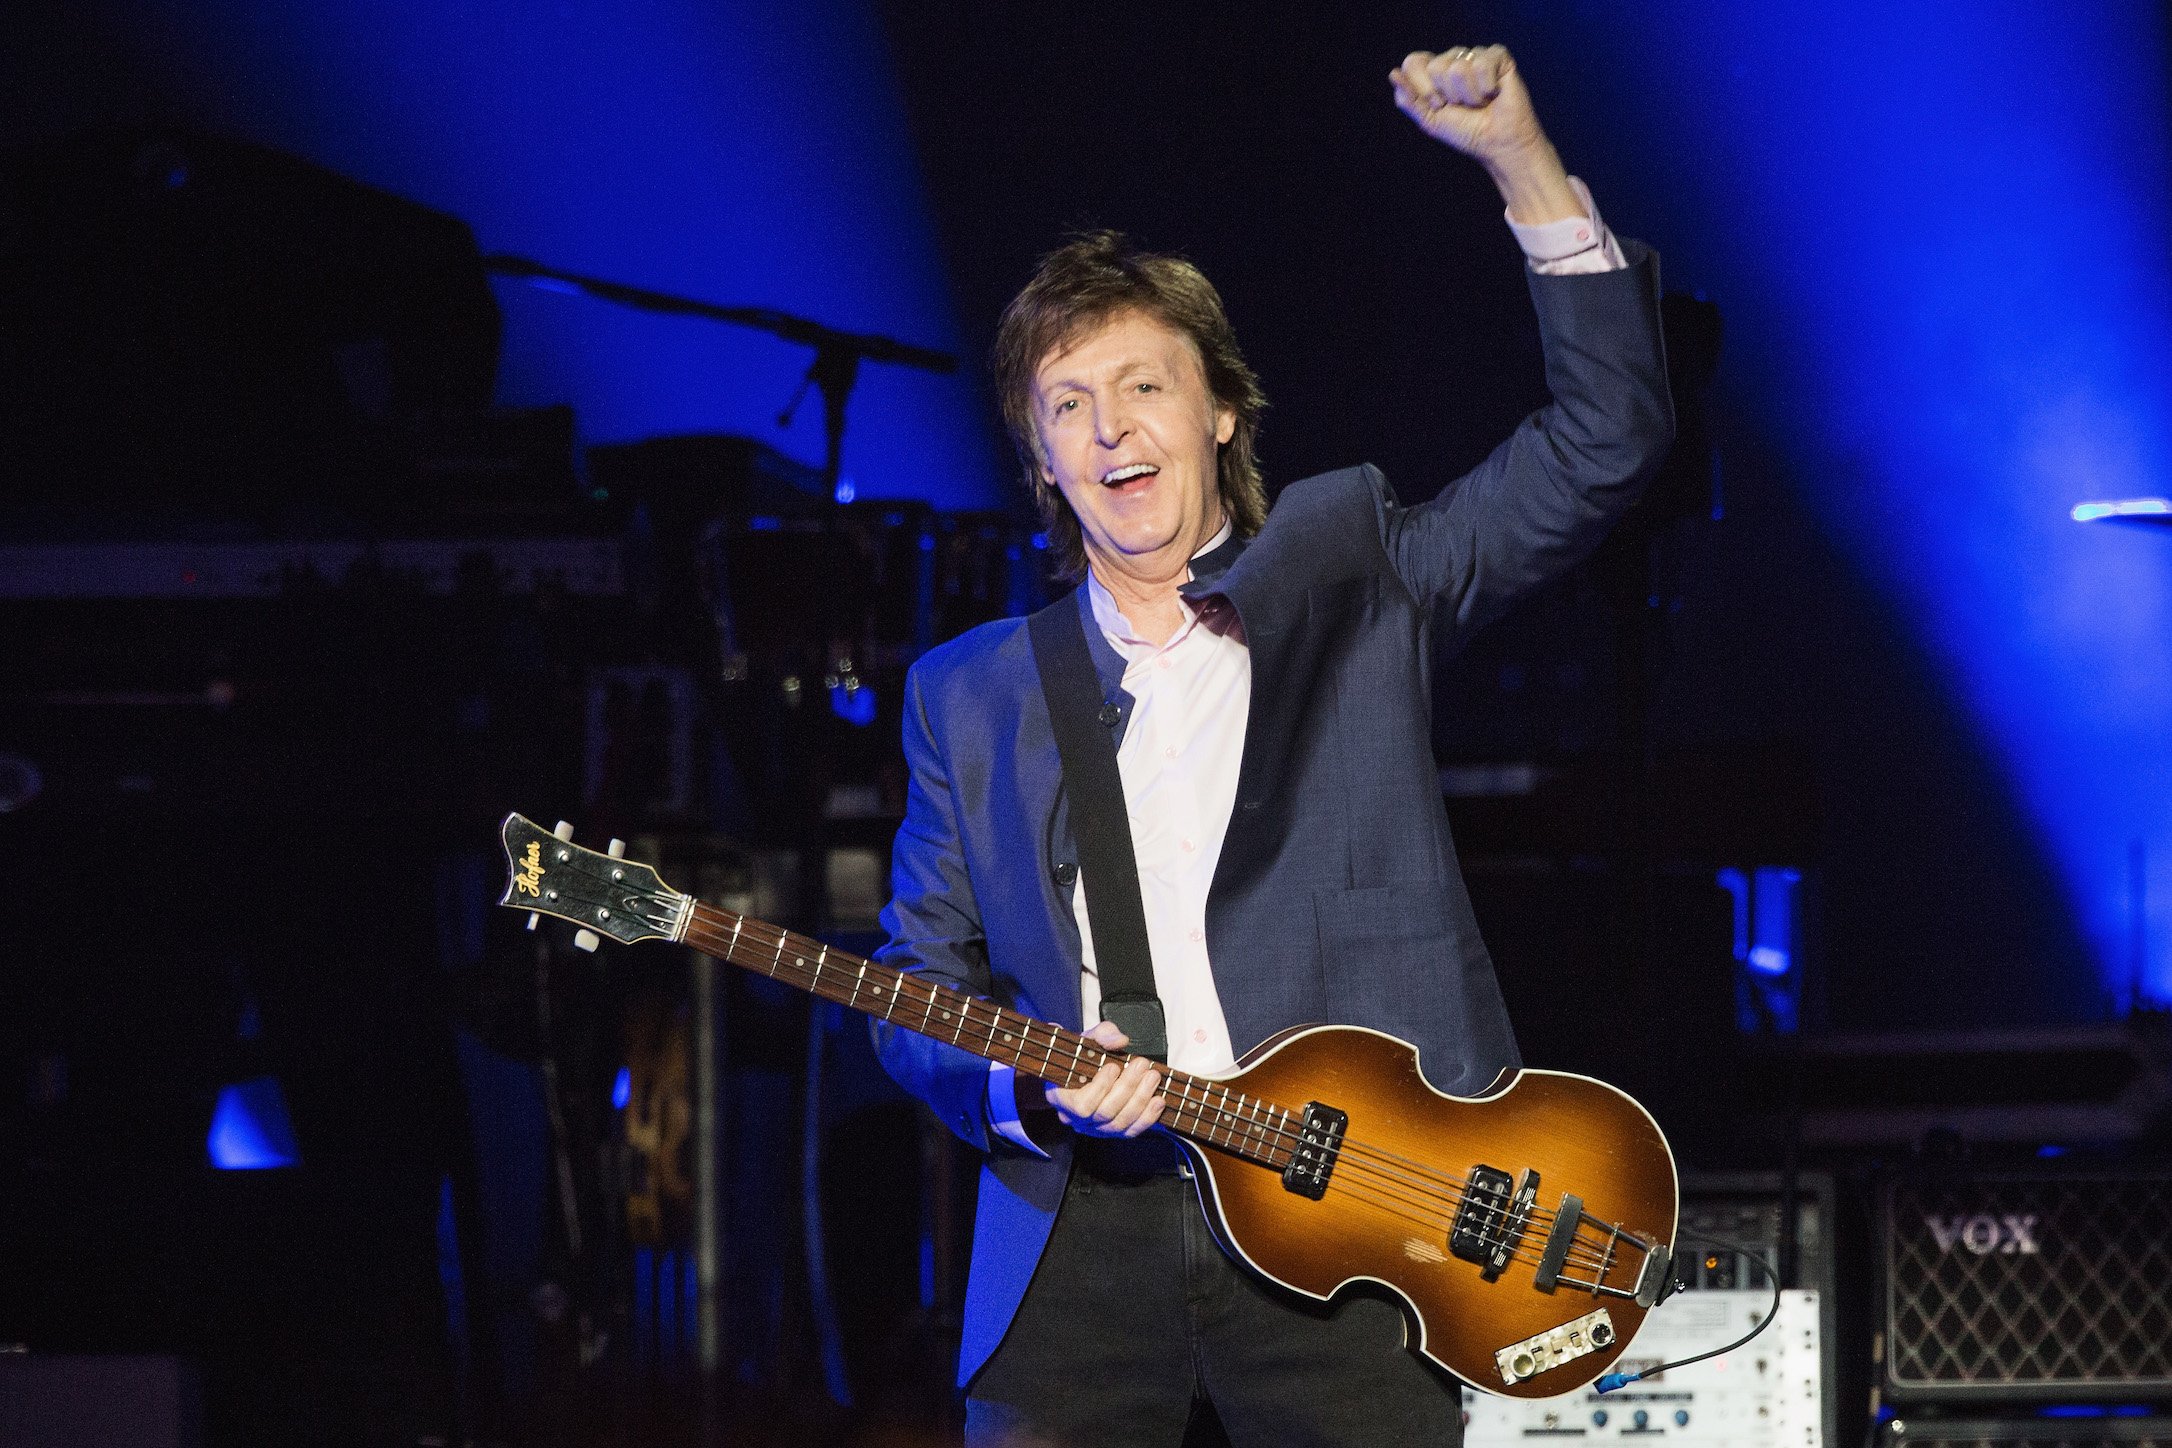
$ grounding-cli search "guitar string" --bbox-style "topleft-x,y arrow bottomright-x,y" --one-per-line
681,909 -> 1629,1272
679,910 -> 1626,1275
679,909 -> 1624,1271
675,913 -> 1625,1280
577,877 -> 1641,1260
1320,1176 -> 1620,1278
1319,1175 -> 1617,1278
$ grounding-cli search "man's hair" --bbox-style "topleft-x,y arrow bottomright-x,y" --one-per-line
991,230 -> 1268,582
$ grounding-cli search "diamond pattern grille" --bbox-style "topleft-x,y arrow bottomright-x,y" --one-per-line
1885,1176 -> 2172,1398
1886,1429 -> 2172,1448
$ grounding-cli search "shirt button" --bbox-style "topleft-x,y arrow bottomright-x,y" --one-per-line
1053,862 -> 1078,887
1193,1029 -> 1208,1044
1180,838 -> 1195,853
1155,656 -> 1172,670
1163,745 -> 1178,760
1577,227 -> 1590,241
1188,928 -> 1204,943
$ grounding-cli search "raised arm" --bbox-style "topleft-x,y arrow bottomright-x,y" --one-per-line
1383,45 -> 1674,633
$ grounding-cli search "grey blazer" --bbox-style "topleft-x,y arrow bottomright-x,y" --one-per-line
873,242 -> 1674,1386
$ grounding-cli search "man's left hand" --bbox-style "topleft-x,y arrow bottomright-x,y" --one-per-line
1390,46 -> 1583,226
1390,46 -> 1543,163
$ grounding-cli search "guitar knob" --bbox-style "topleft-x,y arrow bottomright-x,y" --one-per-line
574,929 -> 602,952
607,838 -> 626,858
554,820 -> 576,840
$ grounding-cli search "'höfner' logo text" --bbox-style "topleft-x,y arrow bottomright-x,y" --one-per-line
513,840 -> 545,897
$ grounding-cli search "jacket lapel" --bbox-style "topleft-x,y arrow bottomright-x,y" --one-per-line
1182,530 -> 1304,906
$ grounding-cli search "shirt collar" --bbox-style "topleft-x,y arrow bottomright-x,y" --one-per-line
1083,519 -> 1234,653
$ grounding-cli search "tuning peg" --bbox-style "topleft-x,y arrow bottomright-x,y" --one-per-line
554,820 -> 576,841
607,838 -> 626,858
574,929 -> 601,952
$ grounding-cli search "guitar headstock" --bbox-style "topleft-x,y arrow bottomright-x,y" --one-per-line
498,813 -> 689,951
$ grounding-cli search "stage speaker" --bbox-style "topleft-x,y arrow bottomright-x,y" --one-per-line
1881,1171 -> 2172,1404
1882,1416 -> 2172,1447
0,1355 -> 201,1448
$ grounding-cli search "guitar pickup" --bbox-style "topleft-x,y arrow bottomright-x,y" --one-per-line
1450,1167 -> 1540,1281
1449,1164 -> 1514,1266
1280,1101 -> 1348,1199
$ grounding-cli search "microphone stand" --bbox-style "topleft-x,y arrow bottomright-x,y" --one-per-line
483,253 -> 958,503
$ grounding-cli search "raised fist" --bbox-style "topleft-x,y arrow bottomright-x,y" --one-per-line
1389,45 -> 1549,170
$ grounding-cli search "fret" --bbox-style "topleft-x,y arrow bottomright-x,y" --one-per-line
726,913 -> 744,963
848,960 -> 865,1008
769,933 -> 785,977
812,944 -> 830,994
1172,1081 -> 1207,1137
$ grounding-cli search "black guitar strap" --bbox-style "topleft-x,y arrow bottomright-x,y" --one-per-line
1027,592 -> 1168,1063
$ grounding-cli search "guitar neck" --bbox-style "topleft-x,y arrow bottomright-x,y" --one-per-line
679,899 -> 1295,1169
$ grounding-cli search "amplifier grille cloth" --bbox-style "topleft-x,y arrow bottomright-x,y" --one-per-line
1887,1177 -> 2172,1392
1887,1430 -> 2172,1448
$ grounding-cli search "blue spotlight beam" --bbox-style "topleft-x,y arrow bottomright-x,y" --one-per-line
1494,0 -> 2172,1011
76,0 -> 1006,509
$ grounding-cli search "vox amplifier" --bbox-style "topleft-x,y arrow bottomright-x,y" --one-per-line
1881,1170 -> 2172,1404
1882,1415 -> 2172,1447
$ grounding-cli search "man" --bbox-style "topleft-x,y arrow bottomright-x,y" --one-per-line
873,44 -> 1672,1446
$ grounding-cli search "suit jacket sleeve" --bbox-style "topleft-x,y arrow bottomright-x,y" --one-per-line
869,659 -> 1003,1151
1382,239 -> 1674,633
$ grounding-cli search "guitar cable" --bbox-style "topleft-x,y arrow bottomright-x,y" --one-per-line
1593,1230 -> 1784,1394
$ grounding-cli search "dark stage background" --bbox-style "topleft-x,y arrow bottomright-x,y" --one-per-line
4,2 -> 2170,1446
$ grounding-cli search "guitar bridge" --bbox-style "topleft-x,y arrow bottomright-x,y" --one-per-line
1279,1101 -> 1348,1199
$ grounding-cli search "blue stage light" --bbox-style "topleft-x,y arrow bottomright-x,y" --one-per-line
829,681 -> 879,728
129,0 -> 1002,507
207,1076 -> 302,1170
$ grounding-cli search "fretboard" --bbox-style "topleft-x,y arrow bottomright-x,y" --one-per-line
679,900 -> 1298,1168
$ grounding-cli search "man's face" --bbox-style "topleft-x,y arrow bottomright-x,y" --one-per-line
1032,308 -> 1235,583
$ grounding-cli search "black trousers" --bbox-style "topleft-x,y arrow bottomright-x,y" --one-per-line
966,1141 -> 1465,1448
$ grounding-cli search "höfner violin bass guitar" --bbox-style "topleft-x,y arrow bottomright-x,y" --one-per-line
498,812 -> 1680,1398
